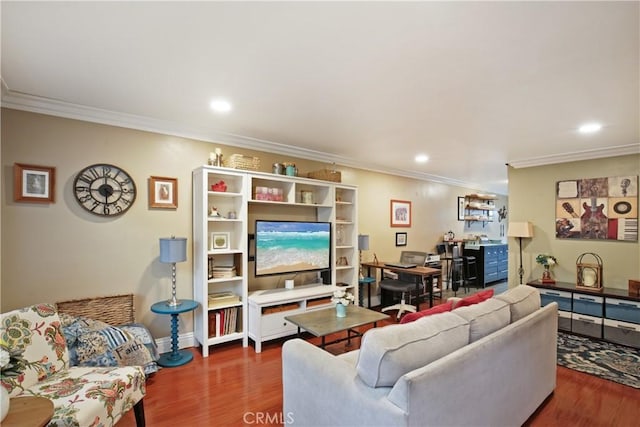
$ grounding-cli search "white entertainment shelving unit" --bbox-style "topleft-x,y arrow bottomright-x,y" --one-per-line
193,166 -> 358,356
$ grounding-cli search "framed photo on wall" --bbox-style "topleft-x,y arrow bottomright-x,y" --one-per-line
458,197 -> 465,221
14,163 -> 55,203
149,176 -> 178,209
390,199 -> 412,227
395,232 -> 407,246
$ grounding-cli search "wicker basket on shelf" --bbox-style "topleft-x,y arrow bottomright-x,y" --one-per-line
224,154 -> 261,171
307,169 -> 341,182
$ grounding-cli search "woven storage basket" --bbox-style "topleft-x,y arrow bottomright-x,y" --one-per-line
307,169 -> 341,182
56,294 -> 135,325
224,154 -> 261,171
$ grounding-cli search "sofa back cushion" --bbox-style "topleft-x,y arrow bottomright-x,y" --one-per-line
399,301 -> 453,324
1,304 -> 69,397
494,285 -> 541,323
452,298 -> 510,342
356,311 -> 469,387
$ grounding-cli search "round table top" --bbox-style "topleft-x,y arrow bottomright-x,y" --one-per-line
4,396 -> 54,427
151,299 -> 198,314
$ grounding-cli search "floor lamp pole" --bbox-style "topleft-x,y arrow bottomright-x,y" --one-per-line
517,236 -> 524,285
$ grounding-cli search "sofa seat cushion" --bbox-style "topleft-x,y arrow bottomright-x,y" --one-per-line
356,312 -> 470,387
400,301 -> 453,324
452,289 -> 494,309
451,298 -> 510,342
22,365 -> 146,426
494,285 -> 541,323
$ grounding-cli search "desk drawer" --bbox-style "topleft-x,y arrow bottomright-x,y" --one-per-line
605,298 -> 640,324
603,319 -> 640,348
539,289 -> 572,311
573,294 -> 603,317
571,313 -> 603,338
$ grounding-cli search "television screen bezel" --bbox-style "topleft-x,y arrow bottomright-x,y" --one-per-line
254,219 -> 332,278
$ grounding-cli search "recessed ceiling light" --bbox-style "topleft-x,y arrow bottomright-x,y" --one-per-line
578,122 -> 602,134
415,154 -> 429,163
210,99 -> 232,113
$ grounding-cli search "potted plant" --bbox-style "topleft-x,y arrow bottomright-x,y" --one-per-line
536,254 -> 557,284
332,289 -> 354,317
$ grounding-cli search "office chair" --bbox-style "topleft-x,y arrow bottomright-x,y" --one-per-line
380,251 -> 428,320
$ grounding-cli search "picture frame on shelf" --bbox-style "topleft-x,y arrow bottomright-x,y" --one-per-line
395,232 -> 407,247
210,232 -> 230,251
390,199 -> 411,227
14,163 -> 55,203
149,176 -> 178,209
458,197 -> 465,221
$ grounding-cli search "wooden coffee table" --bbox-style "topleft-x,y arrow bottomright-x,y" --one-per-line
3,396 -> 54,427
285,305 -> 389,348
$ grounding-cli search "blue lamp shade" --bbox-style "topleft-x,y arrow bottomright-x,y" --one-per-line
159,237 -> 187,263
358,234 -> 370,251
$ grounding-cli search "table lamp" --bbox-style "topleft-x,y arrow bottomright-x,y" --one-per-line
358,234 -> 370,279
160,236 -> 187,306
507,222 -> 534,285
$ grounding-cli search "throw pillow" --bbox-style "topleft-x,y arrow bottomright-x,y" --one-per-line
453,289 -> 494,309
60,313 -> 159,376
400,301 -> 453,324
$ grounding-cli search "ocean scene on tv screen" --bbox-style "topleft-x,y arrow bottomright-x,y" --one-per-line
256,221 -> 330,276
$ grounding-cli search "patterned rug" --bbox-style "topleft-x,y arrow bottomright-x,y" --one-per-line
557,331 -> 640,389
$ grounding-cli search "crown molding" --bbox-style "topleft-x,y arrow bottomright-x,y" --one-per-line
2,89 -> 492,191
507,144 -> 640,169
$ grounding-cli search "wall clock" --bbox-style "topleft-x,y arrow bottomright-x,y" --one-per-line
73,163 -> 137,216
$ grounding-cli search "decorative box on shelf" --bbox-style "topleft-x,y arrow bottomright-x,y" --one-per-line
254,186 -> 284,201
307,169 -> 341,182
224,154 -> 261,171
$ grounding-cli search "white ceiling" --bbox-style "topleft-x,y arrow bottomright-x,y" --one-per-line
2,1 -> 639,195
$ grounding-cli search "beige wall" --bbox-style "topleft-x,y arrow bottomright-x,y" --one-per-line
2,108 -> 504,338
508,154 -> 640,288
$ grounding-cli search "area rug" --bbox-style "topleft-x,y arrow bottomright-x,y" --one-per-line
557,331 -> 640,389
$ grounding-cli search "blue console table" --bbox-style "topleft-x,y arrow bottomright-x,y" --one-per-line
150,299 -> 199,367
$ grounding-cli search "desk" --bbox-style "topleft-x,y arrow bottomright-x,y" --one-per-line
151,299 -> 199,367
361,262 -> 442,310
3,397 -> 54,427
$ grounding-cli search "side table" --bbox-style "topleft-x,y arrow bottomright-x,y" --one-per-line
151,299 -> 199,367
358,277 -> 376,308
3,396 -> 54,427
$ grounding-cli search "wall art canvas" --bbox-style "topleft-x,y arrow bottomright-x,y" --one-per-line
555,175 -> 638,241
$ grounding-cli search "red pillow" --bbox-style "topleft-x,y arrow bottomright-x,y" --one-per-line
400,301 -> 453,324
454,289 -> 494,309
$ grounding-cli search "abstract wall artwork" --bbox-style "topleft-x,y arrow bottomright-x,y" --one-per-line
555,175 -> 638,241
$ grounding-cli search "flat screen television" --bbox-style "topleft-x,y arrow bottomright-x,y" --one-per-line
255,220 -> 331,277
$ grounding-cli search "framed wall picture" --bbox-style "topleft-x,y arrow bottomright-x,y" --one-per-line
210,232 -> 230,250
395,232 -> 407,247
457,197 -> 465,221
390,199 -> 412,227
149,176 -> 178,209
14,163 -> 55,203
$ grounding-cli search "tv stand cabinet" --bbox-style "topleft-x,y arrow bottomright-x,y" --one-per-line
193,166 -> 358,357
247,283 -> 351,353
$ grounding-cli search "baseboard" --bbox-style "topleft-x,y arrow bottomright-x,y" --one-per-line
154,332 -> 196,354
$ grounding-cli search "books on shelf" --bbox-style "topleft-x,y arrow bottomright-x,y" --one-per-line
208,261 -> 236,279
208,291 -> 241,309
208,306 -> 240,338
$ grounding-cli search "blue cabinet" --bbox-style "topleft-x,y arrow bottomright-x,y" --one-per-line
464,244 -> 508,287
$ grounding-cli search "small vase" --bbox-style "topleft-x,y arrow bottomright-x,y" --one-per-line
1,386 -> 9,421
542,265 -> 555,283
336,304 -> 347,318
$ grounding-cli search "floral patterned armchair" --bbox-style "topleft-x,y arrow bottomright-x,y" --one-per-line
1,303 -> 145,426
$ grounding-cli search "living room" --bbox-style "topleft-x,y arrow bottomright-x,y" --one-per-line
2,2 -> 639,426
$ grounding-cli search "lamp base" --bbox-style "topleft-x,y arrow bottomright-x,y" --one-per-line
166,297 -> 183,307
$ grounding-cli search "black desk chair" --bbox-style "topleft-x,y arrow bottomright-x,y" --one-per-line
380,251 -> 428,320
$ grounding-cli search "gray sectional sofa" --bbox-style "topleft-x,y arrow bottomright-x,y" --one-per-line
282,285 -> 558,426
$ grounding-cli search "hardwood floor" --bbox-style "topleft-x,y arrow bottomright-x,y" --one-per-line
117,323 -> 640,426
